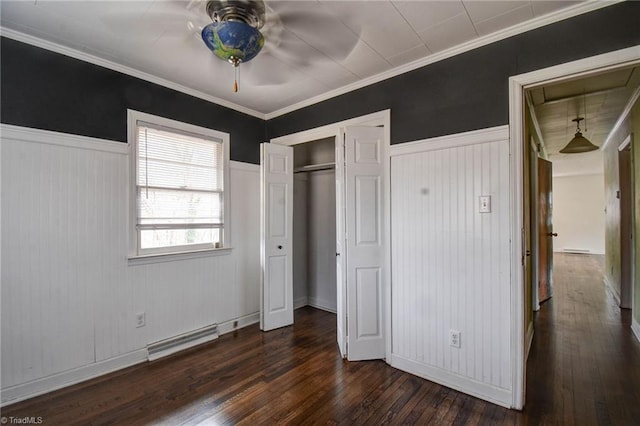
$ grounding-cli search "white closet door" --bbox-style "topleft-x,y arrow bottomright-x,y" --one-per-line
260,143 -> 294,331
344,126 -> 385,360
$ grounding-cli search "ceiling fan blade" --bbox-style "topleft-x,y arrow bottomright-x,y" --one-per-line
241,52 -> 304,87
264,2 -> 361,61
262,32 -> 327,69
99,0 -> 209,40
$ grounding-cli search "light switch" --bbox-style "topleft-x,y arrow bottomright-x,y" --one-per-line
479,196 -> 491,213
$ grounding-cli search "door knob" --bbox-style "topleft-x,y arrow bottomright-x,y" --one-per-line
547,233 -> 558,237
336,252 -> 340,256
277,245 -> 283,249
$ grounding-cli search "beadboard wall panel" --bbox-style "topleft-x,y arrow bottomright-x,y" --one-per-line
229,162 -> 261,318
1,125 -> 260,403
390,126 -> 512,407
1,138 -> 112,386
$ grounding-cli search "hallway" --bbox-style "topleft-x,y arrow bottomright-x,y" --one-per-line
523,253 -> 640,423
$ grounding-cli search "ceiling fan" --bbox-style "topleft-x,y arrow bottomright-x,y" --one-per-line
195,0 -> 361,92
102,0 -> 360,91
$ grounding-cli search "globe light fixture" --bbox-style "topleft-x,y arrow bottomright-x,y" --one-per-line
201,0 -> 266,92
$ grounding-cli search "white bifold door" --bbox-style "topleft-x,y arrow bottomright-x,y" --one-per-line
261,126 -> 385,362
340,126 -> 386,361
260,143 -> 294,331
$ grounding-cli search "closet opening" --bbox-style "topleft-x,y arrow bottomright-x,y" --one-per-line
292,136 -> 337,313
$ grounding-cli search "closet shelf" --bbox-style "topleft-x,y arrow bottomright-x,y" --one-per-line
293,162 -> 336,173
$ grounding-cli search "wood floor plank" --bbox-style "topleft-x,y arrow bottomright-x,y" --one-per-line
3,253 -> 640,425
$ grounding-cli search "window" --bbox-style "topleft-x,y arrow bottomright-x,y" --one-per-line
128,110 -> 230,257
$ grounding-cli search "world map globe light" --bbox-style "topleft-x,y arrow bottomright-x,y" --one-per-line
201,21 -> 264,65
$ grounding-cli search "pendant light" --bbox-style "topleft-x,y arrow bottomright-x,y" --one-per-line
559,117 -> 598,154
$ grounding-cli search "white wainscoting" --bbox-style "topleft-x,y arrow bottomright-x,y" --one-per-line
1,125 -> 260,404
390,126 -> 512,407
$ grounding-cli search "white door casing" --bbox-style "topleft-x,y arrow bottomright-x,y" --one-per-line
344,126 -> 386,361
509,45 -> 640,409
260,143 -> 294,331
335,136 -> 347,358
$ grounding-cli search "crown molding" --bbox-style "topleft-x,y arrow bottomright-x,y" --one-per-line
0,27 -> 266,120
1,0 -> 623,122
264,0 -> 622,120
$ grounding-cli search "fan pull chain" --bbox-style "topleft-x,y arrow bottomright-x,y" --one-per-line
234,65 -> 239,93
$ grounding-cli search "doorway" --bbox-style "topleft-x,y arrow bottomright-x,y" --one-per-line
260,110 -> 391,362
509,46 -> 640,409
537,158 -> 554,305
619,136 -> 633,309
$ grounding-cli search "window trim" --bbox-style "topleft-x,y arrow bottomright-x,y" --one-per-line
127,109 -> 231,259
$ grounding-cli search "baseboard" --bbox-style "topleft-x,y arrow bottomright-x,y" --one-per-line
525,321 -> 534,360
217,311 -> 260,336
562,248 -> 591,254
632,318 -> 640,344
294,296 -> 309,310
308,297 -> 337,314
390,354 -> 511,408
1,349 -> 147,407
604,277 -> 621,306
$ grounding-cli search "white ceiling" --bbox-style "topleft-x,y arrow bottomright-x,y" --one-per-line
1,0 -> 591,117
528,66 -> 640,176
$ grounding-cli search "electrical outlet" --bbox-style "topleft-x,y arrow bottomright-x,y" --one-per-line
136,312 -> 146,328
449,329 -> 461,348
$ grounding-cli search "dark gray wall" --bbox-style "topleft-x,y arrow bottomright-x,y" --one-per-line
0,37 -> 266,164
2,2 -> 639,164
267,1 -> 640,144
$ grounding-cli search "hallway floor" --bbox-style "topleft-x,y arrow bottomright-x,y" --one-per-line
522,253 -> 640,423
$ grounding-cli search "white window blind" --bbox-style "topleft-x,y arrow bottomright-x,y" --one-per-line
135,121 -> 225,253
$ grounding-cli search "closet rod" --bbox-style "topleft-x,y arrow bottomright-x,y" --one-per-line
293,162 -> 336,173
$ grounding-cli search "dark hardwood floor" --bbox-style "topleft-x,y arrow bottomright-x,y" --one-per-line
2,253 -> 639,424
522,253 -> 640,425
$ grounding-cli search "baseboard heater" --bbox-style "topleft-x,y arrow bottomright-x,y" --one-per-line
563,248 -> 591,254
147,323 -> 218,361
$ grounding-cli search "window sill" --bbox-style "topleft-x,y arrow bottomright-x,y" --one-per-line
128,247 -> 232,266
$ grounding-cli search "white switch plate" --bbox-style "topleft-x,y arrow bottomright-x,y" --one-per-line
136,312 -> 146,328
479,195 -> 491,213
